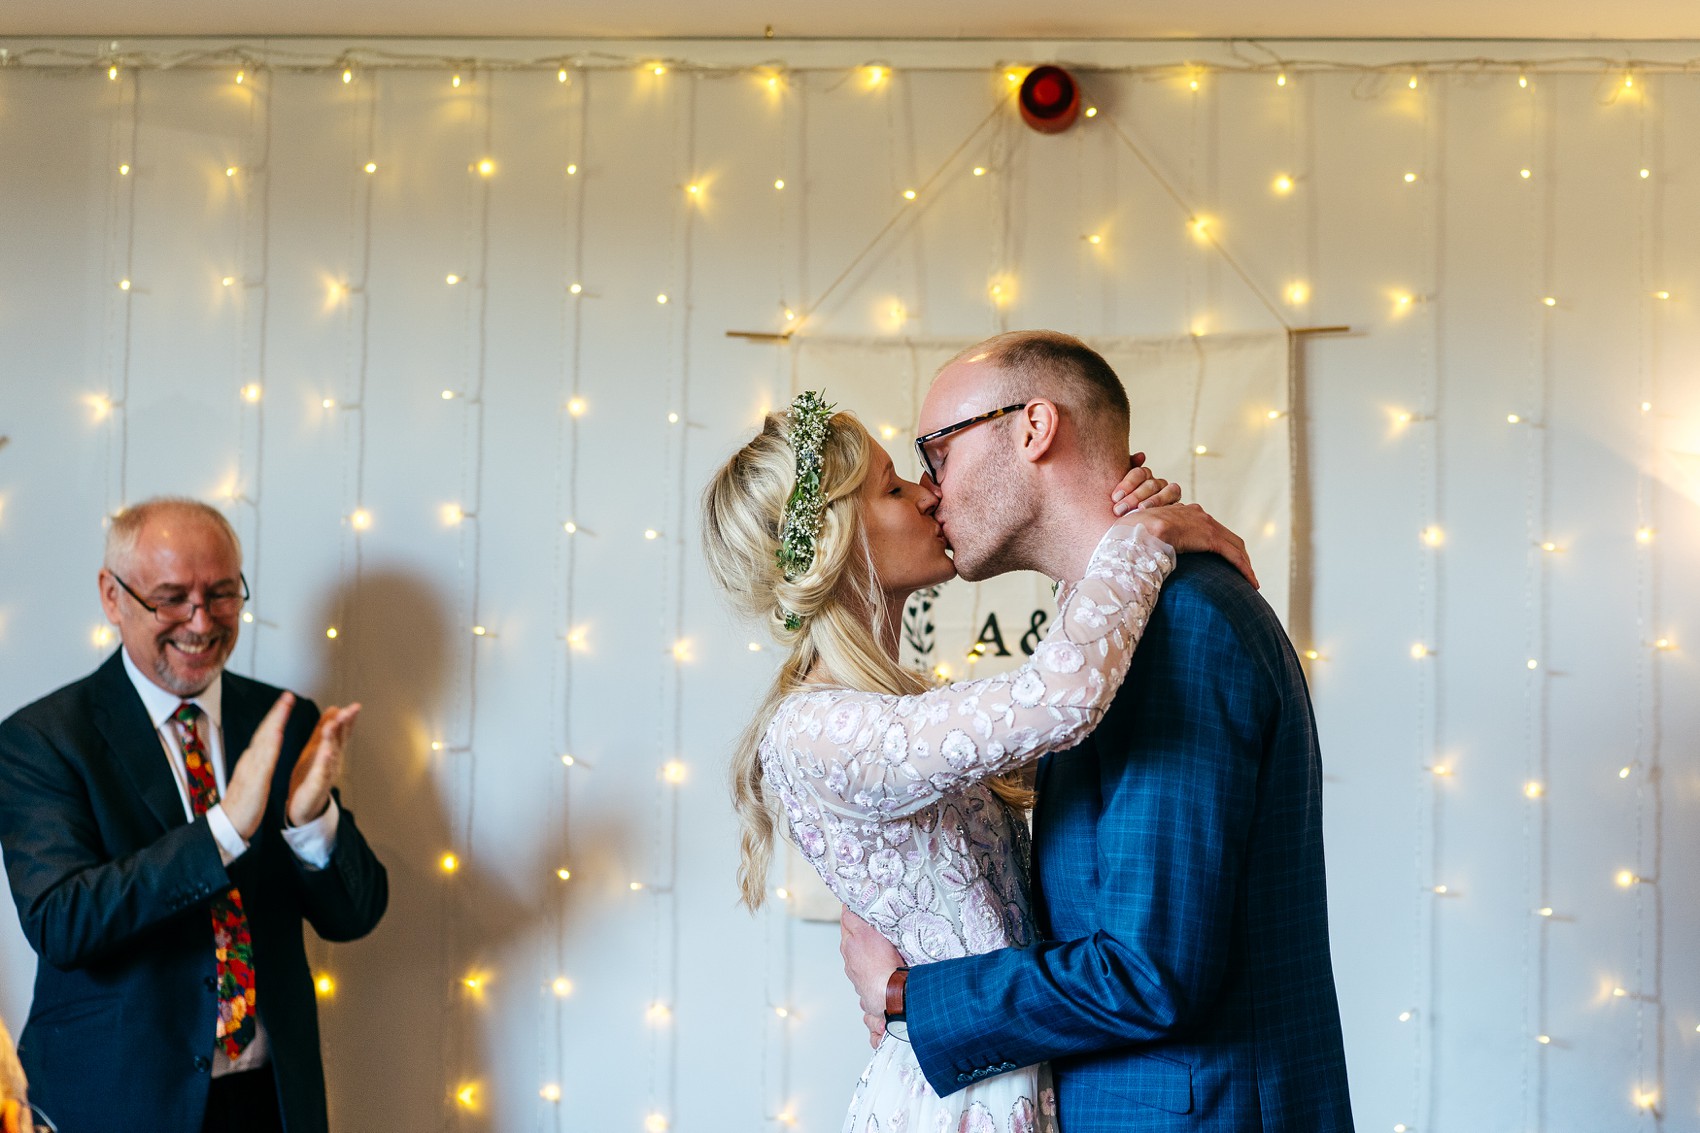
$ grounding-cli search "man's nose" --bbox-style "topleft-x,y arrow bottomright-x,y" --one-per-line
918,475 -> 941,514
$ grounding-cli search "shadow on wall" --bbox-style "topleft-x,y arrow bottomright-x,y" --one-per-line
299,566 -> 521,1130
299,566 -> 638,1128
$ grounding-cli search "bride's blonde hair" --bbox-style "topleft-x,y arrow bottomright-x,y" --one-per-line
702,407 -> 1029,913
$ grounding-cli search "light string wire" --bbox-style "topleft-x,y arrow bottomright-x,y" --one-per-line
1517,69 -> 1556,1133
28,46 -> 1700,82
1402,70 -> 1444,1133
236,65 -> 275,674
1631,70 -> 1667,1124
761,68 -> 802,1128
444,67 -> 497,1125
644,68 -> 698,1133
103,68 -> 139,516
543,62 -> 590,1130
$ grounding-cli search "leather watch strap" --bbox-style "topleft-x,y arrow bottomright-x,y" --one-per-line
884,966 -> 910,1020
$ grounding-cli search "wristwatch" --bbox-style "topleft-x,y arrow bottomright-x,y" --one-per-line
884,966 -> 910,1042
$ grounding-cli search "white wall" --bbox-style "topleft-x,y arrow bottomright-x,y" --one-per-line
0,37 -> 1696,1132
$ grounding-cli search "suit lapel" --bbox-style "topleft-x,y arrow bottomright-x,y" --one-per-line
90,652 -> 191,836
219,673 -> 265,781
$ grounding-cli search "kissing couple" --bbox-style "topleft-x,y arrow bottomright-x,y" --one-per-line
702,330 -> 1354,1132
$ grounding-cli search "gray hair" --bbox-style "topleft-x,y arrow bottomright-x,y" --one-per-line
104,497 -> 243,574
0,1015 -> 26,1109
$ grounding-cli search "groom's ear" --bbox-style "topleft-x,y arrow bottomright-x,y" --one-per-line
1017,399 -> 1062,464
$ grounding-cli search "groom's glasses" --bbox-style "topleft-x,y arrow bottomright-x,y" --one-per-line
913,403 -> 1028,483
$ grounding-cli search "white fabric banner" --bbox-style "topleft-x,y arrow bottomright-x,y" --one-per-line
782,331 -> 1293,920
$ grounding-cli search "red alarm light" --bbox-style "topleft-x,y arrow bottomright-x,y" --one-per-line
1019,65 -> 1081,134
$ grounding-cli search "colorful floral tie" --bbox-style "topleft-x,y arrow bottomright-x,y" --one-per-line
172,702 -> 257,1060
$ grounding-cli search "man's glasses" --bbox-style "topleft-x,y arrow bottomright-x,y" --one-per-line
913,402 -> 1028,482
110,572 -> 249,624
30,1103 -> 58,1133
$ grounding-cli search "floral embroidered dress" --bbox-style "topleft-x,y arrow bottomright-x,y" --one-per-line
760,522 -> 1175,1133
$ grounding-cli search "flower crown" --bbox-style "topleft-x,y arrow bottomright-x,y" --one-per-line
775,390 -> 835,631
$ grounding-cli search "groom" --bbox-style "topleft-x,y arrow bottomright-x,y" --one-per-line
841,331 -> 1354,1129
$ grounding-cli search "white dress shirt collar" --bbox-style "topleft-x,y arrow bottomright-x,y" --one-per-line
121,645 -> 224,733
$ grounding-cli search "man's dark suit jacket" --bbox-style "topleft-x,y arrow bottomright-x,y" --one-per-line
907,555 -> 1354,1130
0,651 -> 388,1133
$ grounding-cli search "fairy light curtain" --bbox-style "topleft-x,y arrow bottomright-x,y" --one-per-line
0,38 -> 1694,1133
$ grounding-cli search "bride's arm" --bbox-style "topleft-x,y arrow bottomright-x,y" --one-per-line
769,520 -> 1174,820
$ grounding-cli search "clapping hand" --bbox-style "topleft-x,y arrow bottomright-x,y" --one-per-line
287,704 -> 361,828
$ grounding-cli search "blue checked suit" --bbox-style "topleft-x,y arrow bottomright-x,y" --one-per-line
906,554 -> 1354,1130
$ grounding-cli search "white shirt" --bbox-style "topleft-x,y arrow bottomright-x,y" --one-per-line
120,649 -> 341,1076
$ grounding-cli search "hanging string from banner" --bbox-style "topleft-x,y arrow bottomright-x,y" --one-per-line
234,66 -> 274,676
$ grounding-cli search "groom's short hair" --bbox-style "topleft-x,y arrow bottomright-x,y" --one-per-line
948,330 -> 1131,463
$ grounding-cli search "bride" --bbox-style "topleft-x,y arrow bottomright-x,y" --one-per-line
701,392 -> 1252,1132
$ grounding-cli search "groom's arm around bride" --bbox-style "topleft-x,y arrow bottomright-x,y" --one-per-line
845,527 -> 1355,1132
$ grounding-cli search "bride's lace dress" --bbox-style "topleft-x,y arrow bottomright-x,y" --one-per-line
759,522 -> 1175,1133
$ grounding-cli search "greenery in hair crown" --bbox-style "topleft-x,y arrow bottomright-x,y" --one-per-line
775,390 -> 835,630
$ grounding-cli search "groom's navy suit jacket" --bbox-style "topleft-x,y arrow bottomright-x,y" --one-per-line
908,555 -> 1354,1130
0,651 -> 388,1133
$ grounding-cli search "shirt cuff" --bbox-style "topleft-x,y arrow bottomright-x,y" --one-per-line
281,797 -> 340,871
206,804 -> 249,866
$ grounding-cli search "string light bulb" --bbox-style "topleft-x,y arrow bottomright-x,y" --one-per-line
1272,173 -> 1295,195
566,163 -> 578,175
325,627 -> 339,639
451,73 -> 462,88
1421,525 -> 1445,547
541,1084 -> 562,1102
1640,168 -> 1652,180
1285,281 -> 1309,306
92,625 -> 114,648
555,868 -> 571,882
567,396 -> 587,416
568,282 -> 582,295
902,188 -> 917,201
662,760 -> 687,783
866,65 -> 886,86
1524,781 -> 1544,799
108,65 -> 119,81
454,1084 -> 477,1109
439,852 -> 459,873
1411,643 -> 1431,659
240,383 -> 262,403
1507,413 -> 1523,424
774,178 -> 785,190
651,64 -> 667,76
552,976 -> 573,996
1403,172 -> 1418,184
1408,75 -> 1419,89
119,164 -> 130,176
1518,74 -> 1528,88
349,508 -> 372,531
1520,168 -> 1532,180
646,1001 -> 671,1024
341,69 -> 352,84
440,504 -> 464,526
1635,526 -> 1654,543
314,973 -> 335,997
973,166 -> 987,176
476,159 -> 494,177
558,68 -> 569,83
445,273 -> 460,285
1542,296 -> 1557,307
656,293 -> 669,304
1615,870 -> 1638,888
1277,72 -> 1288,87
645,1115 -> 669,1133
1084,106 -> 1098,117
225,166 -> 237,178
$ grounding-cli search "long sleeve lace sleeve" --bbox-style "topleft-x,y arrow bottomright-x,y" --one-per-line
764,521 -> 1174,821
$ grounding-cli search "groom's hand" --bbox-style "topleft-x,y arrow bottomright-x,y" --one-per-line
840,907 -> 902,1049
